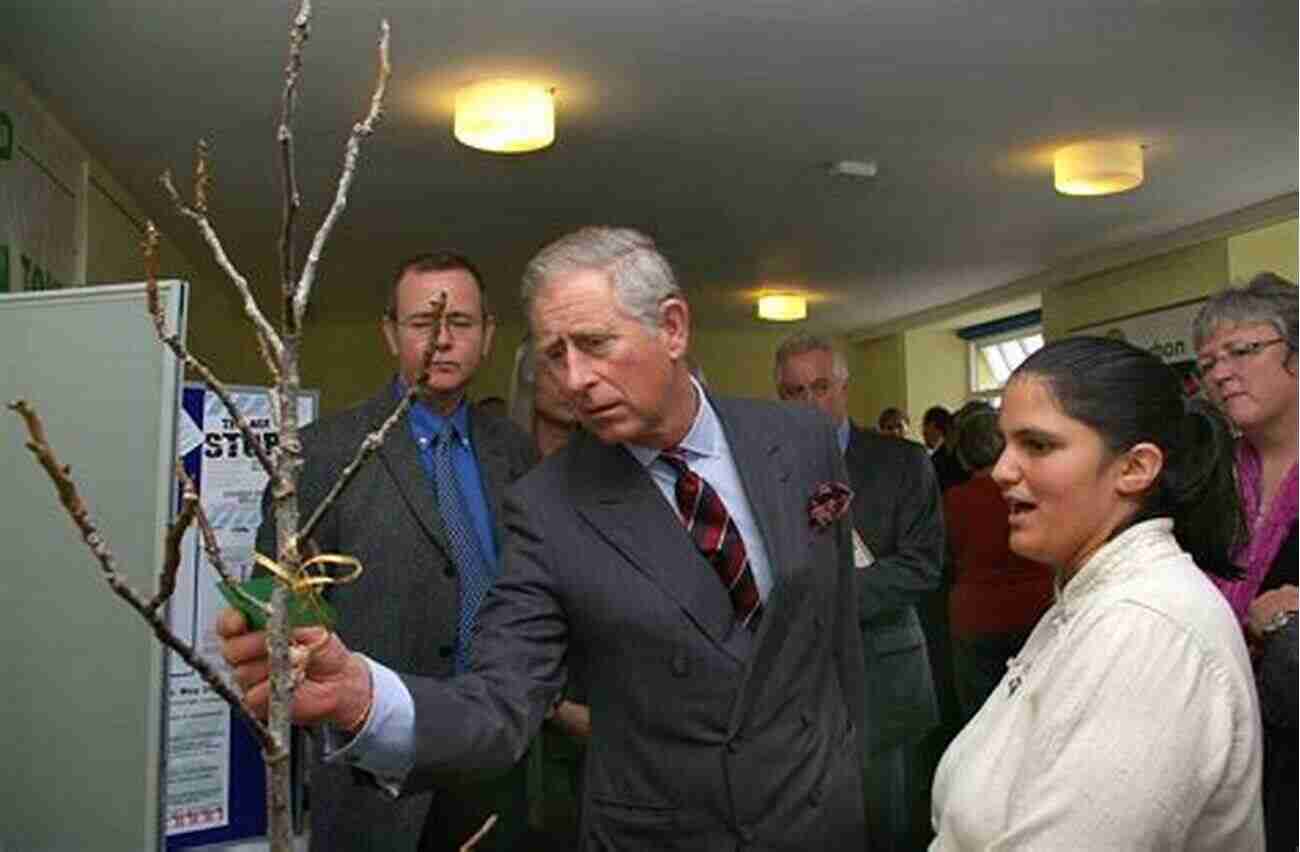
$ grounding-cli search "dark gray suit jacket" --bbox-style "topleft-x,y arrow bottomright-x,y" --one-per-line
399,396 -> 868,850
845,424 -> 943,754
256,385 -> 537,852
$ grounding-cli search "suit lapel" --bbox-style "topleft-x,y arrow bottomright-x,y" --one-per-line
370,393 -> 451,559
468,408 -> 512,550
571,432 -> 744,661
712,397 -> 829,737
711,395 -> 800,611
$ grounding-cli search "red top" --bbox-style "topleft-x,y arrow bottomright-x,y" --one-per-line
945,473 -> 1054,637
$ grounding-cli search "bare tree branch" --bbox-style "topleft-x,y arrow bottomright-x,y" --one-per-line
293,18 -> 391,323
298,292 -> 443,543
142,223 -> 277,478
459,814 -> 498,852
278,0 -> 310,334
8,399 -> 280,757
150,467 -> 199,614
194,139 -> 212,214
160,165 -> 285,365
18,5 -> 395,847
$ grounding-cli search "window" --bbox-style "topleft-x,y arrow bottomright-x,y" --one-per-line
958,310 -> 1043,407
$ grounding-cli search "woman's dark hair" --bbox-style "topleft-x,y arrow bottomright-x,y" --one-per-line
950,401 -> 1001,472
1011,336 -> 1244,579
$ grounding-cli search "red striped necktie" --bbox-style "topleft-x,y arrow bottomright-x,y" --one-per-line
659,447 -> 763,629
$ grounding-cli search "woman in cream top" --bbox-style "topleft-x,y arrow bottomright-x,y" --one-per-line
930,336 -> 1263,851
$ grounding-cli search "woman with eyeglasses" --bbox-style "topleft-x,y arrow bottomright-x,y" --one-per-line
1192,272 -> 1298,852
929,336 -> 1262,850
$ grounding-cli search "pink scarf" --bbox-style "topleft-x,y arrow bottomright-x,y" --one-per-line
1212,441 -> 1299,624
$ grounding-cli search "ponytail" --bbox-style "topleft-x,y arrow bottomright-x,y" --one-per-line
1155,400 -> 1245,580
1015,336 -> 1246,580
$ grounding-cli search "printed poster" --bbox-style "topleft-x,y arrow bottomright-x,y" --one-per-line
164,384 -> 317,836
1072,298 -> 1207,398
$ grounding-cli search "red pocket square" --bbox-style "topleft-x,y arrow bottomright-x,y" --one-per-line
808,481 -> 854,530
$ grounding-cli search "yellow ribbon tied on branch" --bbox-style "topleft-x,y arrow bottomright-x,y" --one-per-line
220,544 -> 362,630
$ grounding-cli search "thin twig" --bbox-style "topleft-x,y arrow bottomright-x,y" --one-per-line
293,18 -> 390,323
278,0 -> 310,334
150,466 -> 199,614
8,399 -> 279,757
459,814 -> 498,852
297,291 -> 443,543
160,168 -> 285,365
193,139 -> 212,214
174,464 -> 246,586
142,224 -> 277,478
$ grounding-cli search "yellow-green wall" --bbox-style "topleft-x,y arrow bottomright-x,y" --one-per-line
904,328 -> 968,428
687,324 -> 806,400
849,333 -> 907,428
1042,240 -> 1229,341
1228,218 -> 1298,284
1042,216 -> 1297,343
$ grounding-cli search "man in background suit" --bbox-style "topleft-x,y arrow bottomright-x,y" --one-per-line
255,251 -> 537,851
921,405 -> 968,492
775,332 -> 944,852
225,227 -> 868,850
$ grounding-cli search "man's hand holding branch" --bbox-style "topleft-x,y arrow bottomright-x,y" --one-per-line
218,608 -> 373,735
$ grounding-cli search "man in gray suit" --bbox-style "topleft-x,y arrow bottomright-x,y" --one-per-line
774,333 -> 944,852
225,227 -> 868,850
255,251 -> 537,851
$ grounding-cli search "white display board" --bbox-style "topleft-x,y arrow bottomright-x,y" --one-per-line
0,281 -> 186,852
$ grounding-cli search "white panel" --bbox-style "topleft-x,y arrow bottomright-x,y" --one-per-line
0,281 -> 186,851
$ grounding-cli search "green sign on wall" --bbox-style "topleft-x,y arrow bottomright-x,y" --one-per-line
0,111 -> 12,161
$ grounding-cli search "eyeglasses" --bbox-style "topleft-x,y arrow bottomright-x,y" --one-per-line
778,378 -> 836,400
389,311 -> 485,336
1195,338 -> 1288,375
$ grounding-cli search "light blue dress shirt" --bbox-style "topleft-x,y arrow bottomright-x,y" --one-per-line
330,379 -> 772,786
623,379 -> 774,603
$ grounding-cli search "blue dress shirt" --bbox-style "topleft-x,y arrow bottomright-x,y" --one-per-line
403,384 -> 499,568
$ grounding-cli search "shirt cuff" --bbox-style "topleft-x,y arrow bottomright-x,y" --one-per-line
322,655 -> 415,795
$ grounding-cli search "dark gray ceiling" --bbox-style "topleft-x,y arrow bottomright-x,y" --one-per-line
4,0 -> 1296,331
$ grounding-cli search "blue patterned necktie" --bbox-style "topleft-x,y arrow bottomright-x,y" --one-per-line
431,420 -> 494,673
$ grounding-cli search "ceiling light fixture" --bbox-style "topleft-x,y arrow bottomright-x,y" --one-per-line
757,294 -> 807,322
828,159 -> 878,179
454,79 -> 555,154
1053,141 -> 1144,196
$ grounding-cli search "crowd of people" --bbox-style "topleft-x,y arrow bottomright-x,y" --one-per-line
221,227 -> 1295,852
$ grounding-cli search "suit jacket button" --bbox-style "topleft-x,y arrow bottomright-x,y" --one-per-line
438,644 -> 453,658
726,738 -> 739,754
671,648 -> 688,677
444,565 -> 457,578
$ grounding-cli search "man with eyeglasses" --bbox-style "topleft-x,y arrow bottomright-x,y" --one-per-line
255,251 -> 538,852
773,332 -> 944,851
